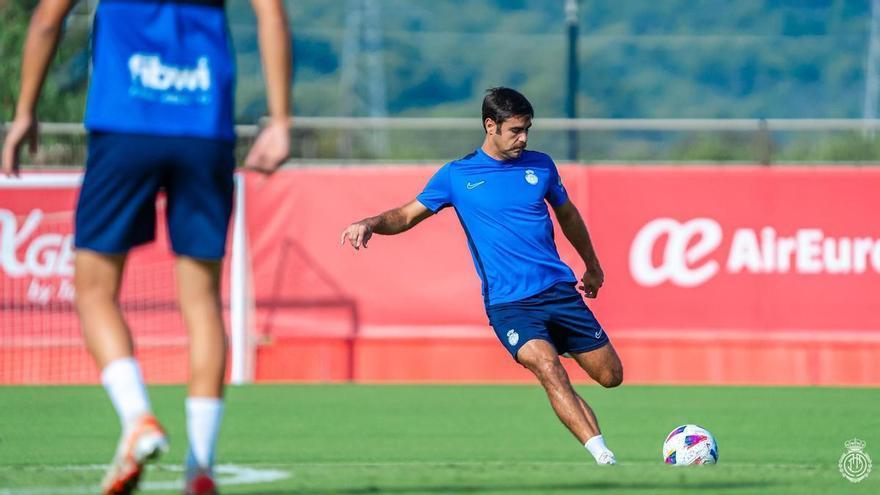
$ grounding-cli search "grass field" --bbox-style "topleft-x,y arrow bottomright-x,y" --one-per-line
0,384 -> 878,494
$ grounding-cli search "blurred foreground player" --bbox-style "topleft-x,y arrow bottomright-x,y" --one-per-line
2,0 -> 292,492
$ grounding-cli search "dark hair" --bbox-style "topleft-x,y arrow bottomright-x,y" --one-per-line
481,87 -> 534,132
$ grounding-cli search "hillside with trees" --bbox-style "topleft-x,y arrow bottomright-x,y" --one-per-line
2,0 -> 877,162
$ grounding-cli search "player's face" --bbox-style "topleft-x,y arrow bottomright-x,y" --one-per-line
488,115 -> 531,160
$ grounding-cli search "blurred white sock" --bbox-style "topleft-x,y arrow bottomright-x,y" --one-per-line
186,397 -> 224,470
101,357 -> 151,431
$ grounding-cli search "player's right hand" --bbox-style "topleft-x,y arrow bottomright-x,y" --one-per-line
244,118 -> 290,175
340,222 -> 373,250
2,115 -> 38,177
579,264 -> 604,299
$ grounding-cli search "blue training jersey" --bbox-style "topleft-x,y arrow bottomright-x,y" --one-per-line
84,0 -> 235,141
417,148 -> 577,306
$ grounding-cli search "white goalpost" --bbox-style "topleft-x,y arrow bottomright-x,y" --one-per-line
229,173 -> 253,384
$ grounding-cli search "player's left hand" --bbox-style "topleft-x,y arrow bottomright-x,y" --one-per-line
2,115 -> 38,177
244,118 -> 290,175
579,265 -> 604,298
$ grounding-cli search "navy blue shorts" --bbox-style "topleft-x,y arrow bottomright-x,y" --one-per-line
487,282 -> 609,361
75,132 -> 235,260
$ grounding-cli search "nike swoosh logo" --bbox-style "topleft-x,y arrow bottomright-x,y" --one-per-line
595,329 -> 604,339
466,181 -> 486,190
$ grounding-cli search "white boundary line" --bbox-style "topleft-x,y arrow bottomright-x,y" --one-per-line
0,464 -> 289,495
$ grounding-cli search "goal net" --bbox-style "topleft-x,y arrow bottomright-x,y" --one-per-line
0,173 -> 252,385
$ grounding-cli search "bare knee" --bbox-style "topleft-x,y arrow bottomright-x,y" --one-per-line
598,363 -> 624,388
523,357 -> 567,386
74,274 -> 116,315
572,342 -> 624,388
73,252 -> 124,311
517,339 -> 572,387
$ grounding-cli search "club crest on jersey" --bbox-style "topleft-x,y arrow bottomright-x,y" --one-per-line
524,170 -> 539,185
506,329 -> 520,346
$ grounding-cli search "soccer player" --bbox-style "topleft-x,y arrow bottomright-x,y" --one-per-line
2,1 -> 291,493
341,87 -> 623,465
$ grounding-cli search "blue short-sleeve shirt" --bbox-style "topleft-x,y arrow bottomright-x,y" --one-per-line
417,148 -> 577,306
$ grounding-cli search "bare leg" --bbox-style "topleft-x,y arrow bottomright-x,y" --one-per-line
574,394 -> 601,438
177,256 -> 226,487
77,250 -> 169,493
517,339 -> 598,443
75,250 -> 132,367
570,341 -> 624,464
175,256 -> 227,398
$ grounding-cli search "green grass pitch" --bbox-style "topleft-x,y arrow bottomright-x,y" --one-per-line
0,384 -> 878,494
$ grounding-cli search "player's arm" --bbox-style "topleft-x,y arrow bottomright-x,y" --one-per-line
552,199 -> 604,298
2,0 -> 76,177
244,0 -> 291,174
340,200 -> 434,250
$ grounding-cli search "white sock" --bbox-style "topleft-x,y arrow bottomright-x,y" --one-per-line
101,357 -> 151,431
186,397 -> 224,470
585,434 -> 614,462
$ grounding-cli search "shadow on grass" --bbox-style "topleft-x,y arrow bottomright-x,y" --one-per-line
241,479 -> 781,494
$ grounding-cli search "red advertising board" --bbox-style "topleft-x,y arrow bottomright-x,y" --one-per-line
3,166 -> 879,385
585,167 -> 880,334
246,165 -> 880,385
248,166 -> 880,334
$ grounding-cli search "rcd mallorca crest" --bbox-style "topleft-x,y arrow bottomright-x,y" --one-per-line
839,438 -> 872,483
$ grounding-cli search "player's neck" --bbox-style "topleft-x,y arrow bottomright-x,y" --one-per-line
480,141 -> 507,162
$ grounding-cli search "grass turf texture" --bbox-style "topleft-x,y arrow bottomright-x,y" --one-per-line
0,385 -> 878,494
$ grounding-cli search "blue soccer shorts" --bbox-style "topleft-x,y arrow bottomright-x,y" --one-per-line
487,282 -> 609,361
75,132 -> 235,260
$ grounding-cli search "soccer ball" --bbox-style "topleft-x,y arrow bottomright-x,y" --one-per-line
662,424 -> 718,465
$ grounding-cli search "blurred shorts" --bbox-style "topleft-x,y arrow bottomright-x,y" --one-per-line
75,132 -> 235,260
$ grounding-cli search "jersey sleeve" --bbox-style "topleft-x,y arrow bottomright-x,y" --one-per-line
545,157 -> 570,207
416,163 -> 453,212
